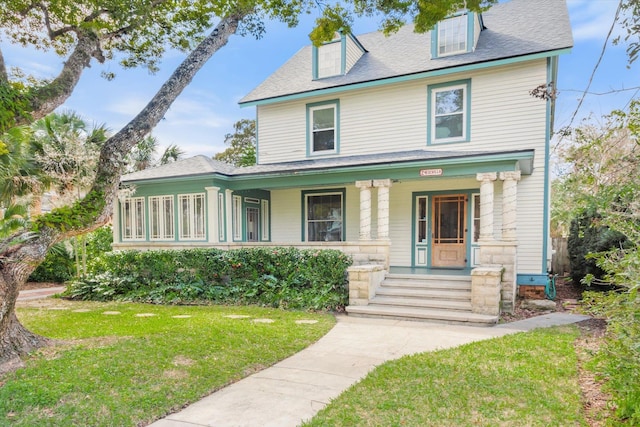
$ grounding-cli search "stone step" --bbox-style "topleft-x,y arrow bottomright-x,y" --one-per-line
382,274 -> 471,290
346,304 -> 498,326
376,287 -> 470,301
372,296 -> 472,311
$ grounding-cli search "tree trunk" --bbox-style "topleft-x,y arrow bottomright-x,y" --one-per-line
0,12 -> 244,363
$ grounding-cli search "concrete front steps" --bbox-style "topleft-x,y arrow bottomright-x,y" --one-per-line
346,273 -> 499,326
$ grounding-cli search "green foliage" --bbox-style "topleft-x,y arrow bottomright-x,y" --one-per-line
84,226 -> 113,259
67,247 -> 352,311
214,119 -> 256,167
28,243 -> 74,283
0,81 -> 32,134
32,190 -> 106,233
567,209 -> 628,288
583,289 -> 640,424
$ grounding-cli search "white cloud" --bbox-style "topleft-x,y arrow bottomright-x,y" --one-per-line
567,0 -> 624,43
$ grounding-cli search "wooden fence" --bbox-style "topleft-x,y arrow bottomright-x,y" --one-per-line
551,237 -> 570,275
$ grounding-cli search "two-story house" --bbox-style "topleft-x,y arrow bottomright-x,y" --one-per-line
113,0 -> 573,324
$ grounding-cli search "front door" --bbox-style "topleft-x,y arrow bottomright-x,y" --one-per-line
246,207 -> 259,242
431,194 -> 467,267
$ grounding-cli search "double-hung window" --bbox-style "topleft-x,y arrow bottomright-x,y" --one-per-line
121,197 -> 145,241
305,191 -> 344,241
308,101 -> 339,155
149,195 -> 174,240
178,193 -> 205,240
428,80 -> 471,144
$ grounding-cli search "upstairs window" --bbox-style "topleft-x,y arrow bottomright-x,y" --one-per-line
428,80 -> 471,144
438,14 -> 468,56
307,100 -> 339,155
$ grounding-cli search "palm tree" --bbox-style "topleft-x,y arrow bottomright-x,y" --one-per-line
160,144 -> 185,164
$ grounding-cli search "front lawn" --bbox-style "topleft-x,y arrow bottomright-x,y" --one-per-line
1,301 -> 334,426
304,325 -> 589,427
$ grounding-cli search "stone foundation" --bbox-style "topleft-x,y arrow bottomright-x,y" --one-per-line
347,264 -> 386,306
478,241 -> 517,312
519,285 -> 546,300
471,265 -> 503,316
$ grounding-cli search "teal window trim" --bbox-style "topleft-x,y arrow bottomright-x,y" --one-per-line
148,194 -> 176,241
431,12 -> 475,59
427,79 -> 471,145
300,188 -> 346,242
177,193 -> 207,242
120,196 -> 146,242
340,33 -> 347,75
306,99 -> 340,157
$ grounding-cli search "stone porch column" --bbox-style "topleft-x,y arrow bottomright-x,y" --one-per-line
373,179 -> 392,240
476,172 -> 497,241
205,186 -> 220,243
499,171 -> 521,241
355,180 -> 373,240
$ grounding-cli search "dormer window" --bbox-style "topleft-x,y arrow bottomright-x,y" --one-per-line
438,14 -> 468,56
431,12 -> 482,59
312,33 -> 366,80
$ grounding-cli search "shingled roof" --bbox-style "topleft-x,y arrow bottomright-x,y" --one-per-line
239,0 -> 572,105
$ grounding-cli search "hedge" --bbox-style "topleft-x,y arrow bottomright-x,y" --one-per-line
66,247 -> 353,311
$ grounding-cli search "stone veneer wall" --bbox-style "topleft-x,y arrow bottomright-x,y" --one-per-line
478,241 -> 517,312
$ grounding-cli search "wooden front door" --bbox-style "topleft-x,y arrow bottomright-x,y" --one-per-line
431,194 -> 467,267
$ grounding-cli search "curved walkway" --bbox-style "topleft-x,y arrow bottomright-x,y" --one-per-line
151,312 -> 590,427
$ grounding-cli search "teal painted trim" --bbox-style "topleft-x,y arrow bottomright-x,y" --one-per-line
517,274 -> 548,286
542,57 -> 552,274
239,48 -> 572,107
427,79 -> 472,145
340,34 -> 347,75
411,190 -> 475,268
430,24 -> 438,59
312,46 -> 318,80
466,12 -> 475,53
228,153 -> 532,191
300,188 -> 346,242
346,33 -> 367,54
306,99 -> 340,157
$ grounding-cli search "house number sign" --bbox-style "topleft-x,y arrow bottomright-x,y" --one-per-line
419,168 -> 443,177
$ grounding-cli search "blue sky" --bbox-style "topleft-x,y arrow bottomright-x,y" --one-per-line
4,0 -> 639,159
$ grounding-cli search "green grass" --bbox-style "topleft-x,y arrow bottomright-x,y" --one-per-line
1,300 -> 335,426
304,325 -> 587,427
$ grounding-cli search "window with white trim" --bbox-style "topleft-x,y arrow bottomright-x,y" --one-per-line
261,199 -> 270,241
438,14 -> 467,56
149,195 -> 174,240
306,192 -> 343,241
429,81 -> 470,144
472,193 -> 480,243
121,197 -> 145,241
178,193 -> 205,240
308,102 -> 338,154
218,193 -> 225,241
232,195 -> 242,241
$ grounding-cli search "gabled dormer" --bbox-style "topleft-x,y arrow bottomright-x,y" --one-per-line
431,11 -> 483,58
312,32 -> 366,80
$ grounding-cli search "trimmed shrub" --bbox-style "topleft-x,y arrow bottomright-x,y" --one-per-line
66,247 -> 352,311
29,243 -> 74,283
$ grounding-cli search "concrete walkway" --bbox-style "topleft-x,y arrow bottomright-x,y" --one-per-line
150,312 -> 590,427
17,286 -> 66,301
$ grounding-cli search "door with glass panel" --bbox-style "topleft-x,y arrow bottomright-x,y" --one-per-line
246,207 -> 259,242
431,194 -> 467,267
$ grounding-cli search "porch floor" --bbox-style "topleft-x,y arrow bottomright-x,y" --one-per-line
389,266 -> 472,276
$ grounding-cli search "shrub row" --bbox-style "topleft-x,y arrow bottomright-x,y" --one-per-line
66,247 -> 352,311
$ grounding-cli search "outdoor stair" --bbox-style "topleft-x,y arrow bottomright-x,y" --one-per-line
346,273 -> 499,326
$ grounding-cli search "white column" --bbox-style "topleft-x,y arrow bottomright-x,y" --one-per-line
476,172 -> 497,242
499,171 -> 521,241
225,189 -> 233,242
205,186 -> 220,243
112,197 -> 120,245
373,179 -> 392,240
355,180 -> 373,240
